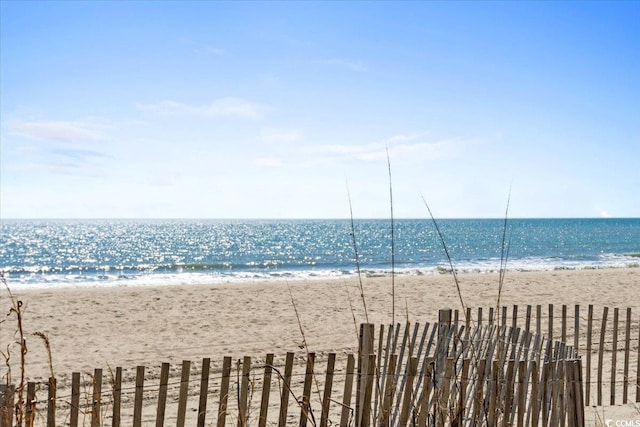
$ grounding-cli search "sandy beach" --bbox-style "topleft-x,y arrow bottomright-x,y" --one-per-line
2,268 -> 639,424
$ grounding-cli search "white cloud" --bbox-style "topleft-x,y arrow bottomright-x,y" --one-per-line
137,98 -> 268,119
44,163 -> 107,177
387,132 -> 431,144
6,118 -> 113,178
307,136 -> 462,163
9,120 -> 106,143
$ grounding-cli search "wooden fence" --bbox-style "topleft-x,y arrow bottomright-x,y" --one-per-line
1,309 -> 587,427
442,304 -> 640,407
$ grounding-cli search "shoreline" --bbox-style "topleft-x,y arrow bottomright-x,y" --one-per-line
4,262 -> 640,291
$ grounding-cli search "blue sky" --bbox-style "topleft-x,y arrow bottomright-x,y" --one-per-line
1,1 -> 638,219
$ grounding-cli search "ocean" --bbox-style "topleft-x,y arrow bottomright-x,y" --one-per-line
1,218 -> 639,289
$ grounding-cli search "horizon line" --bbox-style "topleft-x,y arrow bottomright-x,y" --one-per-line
2,216 -> 638,221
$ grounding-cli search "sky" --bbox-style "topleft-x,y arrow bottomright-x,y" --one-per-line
1,1 -> 639,219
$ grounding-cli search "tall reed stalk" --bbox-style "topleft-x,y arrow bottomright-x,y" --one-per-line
421,195 -> 467,314
386,147 -> 396,325
496,190 -> 512,323
347,183 -> 369,324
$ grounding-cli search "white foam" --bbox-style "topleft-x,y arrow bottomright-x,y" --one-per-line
3,253 -> 639,290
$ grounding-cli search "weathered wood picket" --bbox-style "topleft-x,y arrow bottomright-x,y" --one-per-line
446,304 -> 640,407
1,307 -> 592,427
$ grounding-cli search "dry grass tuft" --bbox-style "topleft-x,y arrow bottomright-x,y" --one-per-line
1,271 -> 28,426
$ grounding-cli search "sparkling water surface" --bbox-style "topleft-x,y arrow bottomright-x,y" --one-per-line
1,219 -> 639,288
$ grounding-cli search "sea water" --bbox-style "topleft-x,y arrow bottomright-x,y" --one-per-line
1,218 -> 639,289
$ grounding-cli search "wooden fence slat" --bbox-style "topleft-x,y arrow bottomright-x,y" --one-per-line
501,306 -> 507,329
398,357 -> 417,427
567,360 -> 576,427
417,356 -> 433,427
390,322 -> 402,359
133,365 -> 145,427
516,361 -> 526,427
517,330 -> 532,366
411,323 -> 432,404
508,304 -> 516,328
469,358 -> 487,425
574,358 -> 586,427
373,323 -> 385,422
0,384 -> 15,427
553,360 -> 563,427
378,323 -> 394,422
528,360 -> 540,427
25,382 -> 35,427
470,358 -> 486,425
574,305 -> 580,356
177,360 -> 191,427
586,304 -> 593,405
258,353 -> 274,427
637,317 -> 640,403
217,357 -> 231,427
340,353 -> 356,427
47,377 -> 56,427
355,324 -> 364,427
70,373 -> 80,427
548,304 -> 554,343
453,311 -> 460,357
623,307 -> 631,403
380,353 -> 398,427
597,306 -> 609,405
91,368 -> 102,427
419,324 -> 438,379
156,362 -> 170,427
238,356 -> 250,427
456,358 -> 470,425
487,360 -> 498,427
478,307 -> 483,326
439,357 -> 455,427
320,353 -> 336,427
388,322 -> 411,426
536,305 -> 542,337
525,305 -> 532,335
554,361 -> 564,427
278,352 -> 295,427
113,366 -> 122,427
357,323 -> 375,427
510,327 -> 521,361
197,358 -> 211,427
541,362 -> 550,427
522,334 -> 541,426
562,304 -> 567,344
562,361 -> 569,425
392,323 -> 421,424
574,359 -> 583,427
611,308 -> 619,405
360,354 -> 376,427
299,353 -> 315,427
502,360 -> 515,427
